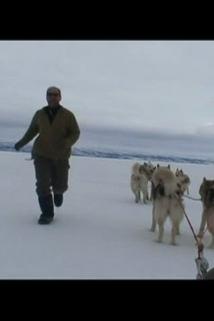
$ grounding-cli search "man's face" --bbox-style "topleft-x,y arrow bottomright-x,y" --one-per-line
46,89 -> 61,107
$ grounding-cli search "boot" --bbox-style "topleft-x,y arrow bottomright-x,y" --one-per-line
54,194 -> 63,207
38,194 -> 54,224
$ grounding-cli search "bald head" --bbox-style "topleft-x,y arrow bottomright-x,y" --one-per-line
46,86 -> 62,107
47,86 -> 61,95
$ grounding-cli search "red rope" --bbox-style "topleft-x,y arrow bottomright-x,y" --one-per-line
175,196 -> 204,258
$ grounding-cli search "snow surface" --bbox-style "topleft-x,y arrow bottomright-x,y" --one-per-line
0,151 -> 214,279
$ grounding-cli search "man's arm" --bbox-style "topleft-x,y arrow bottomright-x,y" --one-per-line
15,111 -> 39,150
64,113 -> 80,147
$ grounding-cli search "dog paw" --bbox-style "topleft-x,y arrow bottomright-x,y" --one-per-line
170,241 -> 177,246
197,232 -> 204,239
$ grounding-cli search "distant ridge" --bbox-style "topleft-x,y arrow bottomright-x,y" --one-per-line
0,141 -> 212,165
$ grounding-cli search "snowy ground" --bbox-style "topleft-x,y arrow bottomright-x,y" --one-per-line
0,151 -> 214,279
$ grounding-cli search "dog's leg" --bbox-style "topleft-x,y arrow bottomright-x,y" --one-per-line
170,221 -> 179,245
198,209 -> 207,238
138,190 -> 141,203
187,186 -> 189,195
135,190 -> 141,203
176,224 -> 180,235
143,191 -> 148,204
135,191 -> 139,203
169,201 -> 184,244
149,182 -> 154,202
149,185 -> 153,201
153,198 -> 167,242
141,182 -> 148,204
150,181 -> 155,202
150,202 -> 156,232
155,205 -> 166,243
146,183 -> 149,201
157,218 -> 164,243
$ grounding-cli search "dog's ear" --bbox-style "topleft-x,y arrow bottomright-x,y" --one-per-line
167,164 -> 170,169
157,164 -> 160,168
203,177 -> 206,182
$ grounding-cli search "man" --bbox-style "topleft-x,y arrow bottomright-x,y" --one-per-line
15,86 -> 80,224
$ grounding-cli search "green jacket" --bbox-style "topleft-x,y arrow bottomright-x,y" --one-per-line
17,105 -> 80,160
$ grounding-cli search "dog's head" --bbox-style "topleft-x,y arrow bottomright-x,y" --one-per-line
200,177 -> 214,206
151,165 -> 181,199
140,162 -> 156,180
175,169 -> 190,191
176,175 -> 190,191
176,182 -> 185,197
175,168 -> 184,177
147,162 -> 156,179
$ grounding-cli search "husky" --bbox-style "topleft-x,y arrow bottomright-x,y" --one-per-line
175,168 -> 190,195
197,178 -> 214,248
150,164 -> 184,245
130,162 -> 155,203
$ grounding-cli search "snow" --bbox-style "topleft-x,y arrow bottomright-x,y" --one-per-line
0,151 -> 214,279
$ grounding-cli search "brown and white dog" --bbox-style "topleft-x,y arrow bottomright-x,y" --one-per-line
175,168 -> 191,195
130,162 -> 155,204
150,164 -> 185,245
198,177 -> 214,248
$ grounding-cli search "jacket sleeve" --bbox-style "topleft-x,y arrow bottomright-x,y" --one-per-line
17,111 -> 39,148
65,113 -> 80,147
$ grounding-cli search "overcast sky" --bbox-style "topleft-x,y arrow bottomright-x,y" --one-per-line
1,40 -> 214,137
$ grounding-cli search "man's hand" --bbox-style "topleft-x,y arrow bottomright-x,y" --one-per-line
14,142 -> 22,151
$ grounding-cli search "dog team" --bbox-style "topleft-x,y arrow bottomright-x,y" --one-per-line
130,161 -> 214,248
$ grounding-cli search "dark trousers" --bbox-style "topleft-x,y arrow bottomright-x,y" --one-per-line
34,156 -> 70,197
